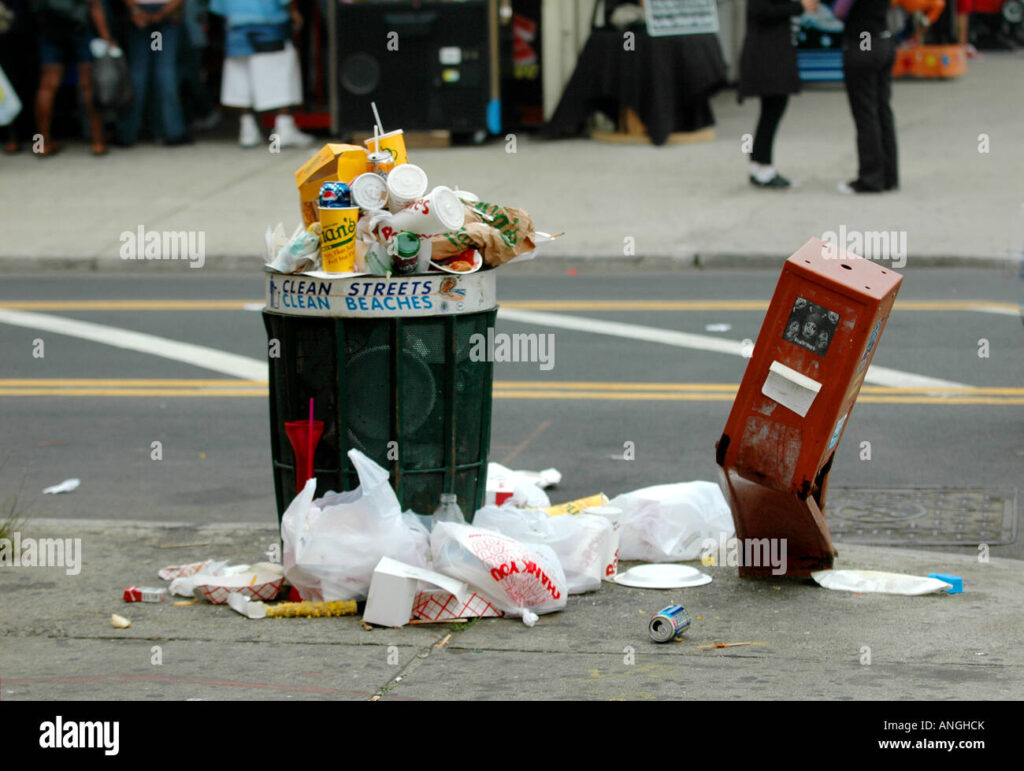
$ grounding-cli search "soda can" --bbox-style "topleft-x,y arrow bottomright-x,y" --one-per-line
318,181 -> 352,209
367,150 -> 395,178
123,586 -> 167,603
649,604 -> 691,643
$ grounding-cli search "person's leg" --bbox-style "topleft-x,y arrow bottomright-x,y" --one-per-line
34,63 -> 65,154
877,45 -> 898,190
120,25 -> 153,145
751,95 -> 788,166
75,61 -> 108,154
843,55 -> 885,191
153,22 -> 188,142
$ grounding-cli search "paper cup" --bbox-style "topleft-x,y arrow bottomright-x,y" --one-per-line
364,129 -> 408,166
387,163 -> 429,213
387,186 -> 465,236
318,206 -> 359,272
351,172 -> 389,211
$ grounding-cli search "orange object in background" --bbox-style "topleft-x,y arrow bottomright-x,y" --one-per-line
893,44 -> 968,78
716,238 -> 903,577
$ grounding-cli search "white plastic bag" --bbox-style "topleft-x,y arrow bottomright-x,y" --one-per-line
611,482 -> 735,562
281,449 -> 429,601
473,505 -> 614,594
430,522 -> 567,625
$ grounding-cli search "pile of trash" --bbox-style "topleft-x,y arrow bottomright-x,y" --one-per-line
266,107 -> 557,277
116,449 -> 738,628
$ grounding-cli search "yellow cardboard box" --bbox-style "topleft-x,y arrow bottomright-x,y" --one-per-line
295,143 -> 370,227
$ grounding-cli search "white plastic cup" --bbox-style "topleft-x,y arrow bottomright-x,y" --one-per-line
386,163 -> 428,213
386,186 -> 465,236
351,172 -> 389,211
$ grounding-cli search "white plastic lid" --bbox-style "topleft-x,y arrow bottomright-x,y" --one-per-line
429,186 -> 466,231
387,163 -> 428,201
351,172 -> 389,210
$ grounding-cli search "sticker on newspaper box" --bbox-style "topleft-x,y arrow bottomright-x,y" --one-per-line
782,297 -> 840,357
264,272 -> 495,317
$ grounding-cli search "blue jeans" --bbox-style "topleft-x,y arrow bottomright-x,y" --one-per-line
121,13 -> 186,143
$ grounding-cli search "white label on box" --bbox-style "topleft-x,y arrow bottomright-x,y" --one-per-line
761,360 -> 822,418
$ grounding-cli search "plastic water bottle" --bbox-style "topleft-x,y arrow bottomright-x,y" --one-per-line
432,493 -> 465,526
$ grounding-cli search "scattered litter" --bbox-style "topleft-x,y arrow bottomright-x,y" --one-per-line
173,599 -> 197,607
110,613 -> 131,629
431,522 -> 568,625
811,569 -> 953,595
281,450 -> 429,602
611,482 -> 734,562
486,462 -> 558,509
159,561 -> 220,581
192,563 -> 285,604
649,604 -> 691,643
123,586 -> 167,603
414,589 -> 502,621
474,505 -> 617,594
227,593 -> 358,619
364,557 -> 471,628
435,633 -> 453,650
704,323 -> 732,333
360,620 -> 374,632
547,493 -> 608,517
928,573 -> 964,594
408,617 -> 469,625
42,478 -> 79,495
614,564 -> 712,589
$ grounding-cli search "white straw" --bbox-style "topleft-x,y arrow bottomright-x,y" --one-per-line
373,124 -> 380,153
371,102 -> 384,136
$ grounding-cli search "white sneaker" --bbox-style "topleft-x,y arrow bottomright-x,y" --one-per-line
239,113 -> 260,148
273,114 -> 315,148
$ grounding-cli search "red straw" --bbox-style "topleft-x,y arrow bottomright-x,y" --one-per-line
307,398 -> 314,484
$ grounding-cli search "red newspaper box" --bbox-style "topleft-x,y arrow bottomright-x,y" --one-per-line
716,238 -> 903,577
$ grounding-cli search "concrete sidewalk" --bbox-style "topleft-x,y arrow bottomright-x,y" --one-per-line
1,53 -> 1022,271
0,518 -> 1020,701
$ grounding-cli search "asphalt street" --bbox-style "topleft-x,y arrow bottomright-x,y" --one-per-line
0,267 -> 1021,559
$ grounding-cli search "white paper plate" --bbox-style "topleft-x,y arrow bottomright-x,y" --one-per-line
431,250 -> 483,274
613,564 -> 712,589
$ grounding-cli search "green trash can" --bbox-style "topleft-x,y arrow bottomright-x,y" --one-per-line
262,269 -> 497,523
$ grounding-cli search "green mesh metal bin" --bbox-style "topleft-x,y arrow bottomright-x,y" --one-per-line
262,270 -> 497,522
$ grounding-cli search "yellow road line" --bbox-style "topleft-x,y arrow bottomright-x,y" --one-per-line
0,378 -> 268,387
493,390 -> 1024,405
0,388 -> 267,397
0,299 -> 1016,313
5,379 -> 1020,395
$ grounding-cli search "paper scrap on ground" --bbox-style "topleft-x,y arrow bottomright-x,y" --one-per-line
812,570 -> 953,595
42,478 -> 80,495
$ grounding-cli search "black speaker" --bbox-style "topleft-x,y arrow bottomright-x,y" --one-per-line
336,0 -> 500,134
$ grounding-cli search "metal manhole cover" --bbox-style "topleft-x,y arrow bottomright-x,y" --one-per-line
825,488 -> 1018,546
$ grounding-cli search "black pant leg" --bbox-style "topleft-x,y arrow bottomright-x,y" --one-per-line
877,44 -> 899,189
751,95 -> 789,165
844,51 -> 886,190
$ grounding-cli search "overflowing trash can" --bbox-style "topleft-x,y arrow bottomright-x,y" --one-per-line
263,269 -> 498,522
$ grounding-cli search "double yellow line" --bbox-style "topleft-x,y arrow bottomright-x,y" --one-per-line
492,381 -> 1024,405
0,379 -> 267,398
2,379 -> 1023,405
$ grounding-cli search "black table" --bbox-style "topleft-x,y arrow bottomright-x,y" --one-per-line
544,27 -> 728,146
